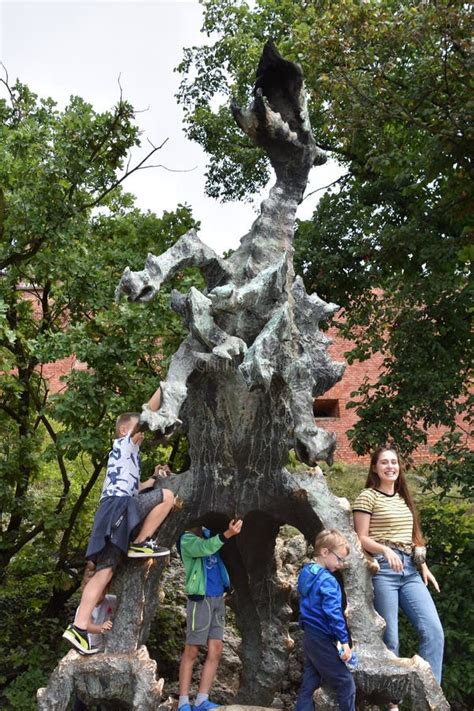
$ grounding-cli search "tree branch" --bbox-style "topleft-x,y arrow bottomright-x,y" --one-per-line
0,237 -> 47,270
41,413 -> 71,501
55,458 -> 105,568
0,521 -> 45,570
0,401 -> 21,423
88,92 -> 127,165
302,173 -> 350,202
79,139 -> 170,210
0,63 -> 15,105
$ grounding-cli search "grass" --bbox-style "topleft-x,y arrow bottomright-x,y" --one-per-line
287,452 -> 431,507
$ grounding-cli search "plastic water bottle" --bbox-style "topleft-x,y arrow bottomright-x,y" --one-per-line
337,642 -> 358,670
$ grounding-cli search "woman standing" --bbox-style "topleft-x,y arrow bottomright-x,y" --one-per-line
353,446 -> 444,702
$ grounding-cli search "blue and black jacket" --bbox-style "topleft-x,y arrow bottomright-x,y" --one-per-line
298,563 -> 349,644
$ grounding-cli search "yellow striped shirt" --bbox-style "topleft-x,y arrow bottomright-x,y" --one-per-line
352,488 -> 414,546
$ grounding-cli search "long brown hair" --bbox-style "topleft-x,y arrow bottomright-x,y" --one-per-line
366,445 -> 425,546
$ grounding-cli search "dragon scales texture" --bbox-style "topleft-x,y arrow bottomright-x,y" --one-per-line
117,41 -> 343,469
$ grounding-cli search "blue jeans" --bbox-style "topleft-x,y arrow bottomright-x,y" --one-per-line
295,628 -> 356,711
373,550 -> 444,683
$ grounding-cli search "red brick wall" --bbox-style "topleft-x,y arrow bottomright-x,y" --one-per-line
314,329 -> 382,465
316,328 -> 470,464
41,356 -> 86,394
16,288 -> 86,394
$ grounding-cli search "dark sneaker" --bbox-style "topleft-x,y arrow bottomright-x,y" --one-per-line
178,705 -> 192,711
127,538 -> 170,558
193,701 -> 220,710
62,624 -> 98,655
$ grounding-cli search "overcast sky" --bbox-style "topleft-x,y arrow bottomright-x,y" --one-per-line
1,0 -> 341,254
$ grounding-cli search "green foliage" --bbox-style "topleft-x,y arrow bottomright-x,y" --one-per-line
0,77 -> 199,705
176,0 -> 473,495
422,427 -> 474,501
0,571 -> 70,710
399,497 -> 474,709
3,668 -> 50,711
319,460 -> 367,501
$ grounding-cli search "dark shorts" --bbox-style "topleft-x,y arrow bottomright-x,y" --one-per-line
185,596 -> 225,646
95,485 -> 164,572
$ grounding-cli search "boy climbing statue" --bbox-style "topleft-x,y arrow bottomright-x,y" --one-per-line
63,384 -> 175,654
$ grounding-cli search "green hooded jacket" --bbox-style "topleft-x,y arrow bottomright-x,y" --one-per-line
178,529 -> 231,599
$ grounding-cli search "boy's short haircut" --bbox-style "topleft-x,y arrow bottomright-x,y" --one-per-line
115,412 -> 140,435
314,528 -> 350,555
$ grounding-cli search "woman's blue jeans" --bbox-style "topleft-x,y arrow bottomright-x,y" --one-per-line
373,550 -> 444,684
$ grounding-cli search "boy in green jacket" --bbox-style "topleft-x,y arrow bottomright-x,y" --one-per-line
177,518 -> 243,711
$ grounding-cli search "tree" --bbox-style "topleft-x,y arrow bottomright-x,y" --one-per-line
0,75 -> 197,700
175,0 -> 473,496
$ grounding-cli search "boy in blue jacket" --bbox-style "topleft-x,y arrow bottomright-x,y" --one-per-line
296,529 -> 356,711
177,518 -> 243,711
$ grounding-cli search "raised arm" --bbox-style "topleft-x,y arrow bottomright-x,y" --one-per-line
180,531 -> 226,558
128,384 -> 163,440
147,384 -> 162,412
181,520 -> 243,558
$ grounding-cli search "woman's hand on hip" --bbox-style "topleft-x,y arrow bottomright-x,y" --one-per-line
421,563 -> 440,592
383,546 -> 404,572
